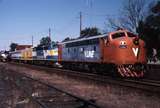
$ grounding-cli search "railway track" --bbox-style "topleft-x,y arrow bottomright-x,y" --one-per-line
6,69 -> 101,108
8,62 -> 160,93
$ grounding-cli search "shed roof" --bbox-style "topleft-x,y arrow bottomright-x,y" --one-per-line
16,45 -> 32,50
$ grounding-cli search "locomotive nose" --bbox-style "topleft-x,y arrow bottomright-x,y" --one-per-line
133,37 -> 139,45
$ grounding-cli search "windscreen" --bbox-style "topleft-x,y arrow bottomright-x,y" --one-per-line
112,32 -> 125,39
127,32 -> 137,37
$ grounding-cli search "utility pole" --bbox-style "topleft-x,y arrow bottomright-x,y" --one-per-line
80,12 -> 82,37
32,36 -> 33,47
49,28 -> 51,39
49,28 -> 52,48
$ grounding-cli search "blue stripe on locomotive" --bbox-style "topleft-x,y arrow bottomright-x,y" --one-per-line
46,55 -> 58,60
34,48 -> 58,61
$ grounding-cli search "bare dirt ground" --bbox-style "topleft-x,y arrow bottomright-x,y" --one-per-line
0,62 -> 160,108
0,65 -> 41,108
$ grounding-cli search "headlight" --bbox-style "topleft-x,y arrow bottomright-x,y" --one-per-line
133,37 -> 139,45
119,41 -> 127,48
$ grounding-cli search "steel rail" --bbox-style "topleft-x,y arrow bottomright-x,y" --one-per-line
9,68 -> 101,108
8,62 -> 160,93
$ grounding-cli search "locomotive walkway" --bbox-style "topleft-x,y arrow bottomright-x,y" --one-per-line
0,62 -> 160,108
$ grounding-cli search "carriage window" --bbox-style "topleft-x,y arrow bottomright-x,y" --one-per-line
127,32 -> 136,37
112,32 -> 125,39
93,46 -> 96,51
80,47 -> 84,52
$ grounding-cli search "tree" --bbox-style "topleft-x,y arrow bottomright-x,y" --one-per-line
137,1 -> 160,60
152,1 -> 160,13
107,0 -> 147,33
51,41 -> 58,48
80,27 -> 101,38
137,1 -> 160,48
38,36 -> 51,47
10,43 -> 18,51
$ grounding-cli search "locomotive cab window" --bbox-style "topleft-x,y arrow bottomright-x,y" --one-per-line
112,32 -> 125,39
127,32 -> 136,37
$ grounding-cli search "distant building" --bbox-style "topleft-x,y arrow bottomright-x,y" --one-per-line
16,45 -> 32,51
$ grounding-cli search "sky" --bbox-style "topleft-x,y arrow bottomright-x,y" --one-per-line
0,0 -> 123,50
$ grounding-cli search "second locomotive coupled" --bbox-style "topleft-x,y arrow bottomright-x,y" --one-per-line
9,29 -> 147,78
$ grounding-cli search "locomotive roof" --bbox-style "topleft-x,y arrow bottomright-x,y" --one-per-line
60,34 -> 107,44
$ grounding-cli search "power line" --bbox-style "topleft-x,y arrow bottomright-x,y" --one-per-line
52,15 -> 79,35
83,12 -> 117,18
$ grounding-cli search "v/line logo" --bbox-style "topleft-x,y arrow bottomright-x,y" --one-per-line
132,48 -> 139,57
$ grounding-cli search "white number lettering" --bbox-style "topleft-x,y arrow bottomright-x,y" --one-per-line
84,50 -> 94,58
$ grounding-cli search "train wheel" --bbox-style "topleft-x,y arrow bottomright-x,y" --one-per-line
102,64 -> 120,77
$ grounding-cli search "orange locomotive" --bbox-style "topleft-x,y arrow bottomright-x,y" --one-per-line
58,29 -> 147,77
103,29 -> 146,77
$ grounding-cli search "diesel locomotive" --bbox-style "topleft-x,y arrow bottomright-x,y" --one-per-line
9,29 -> 147,77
